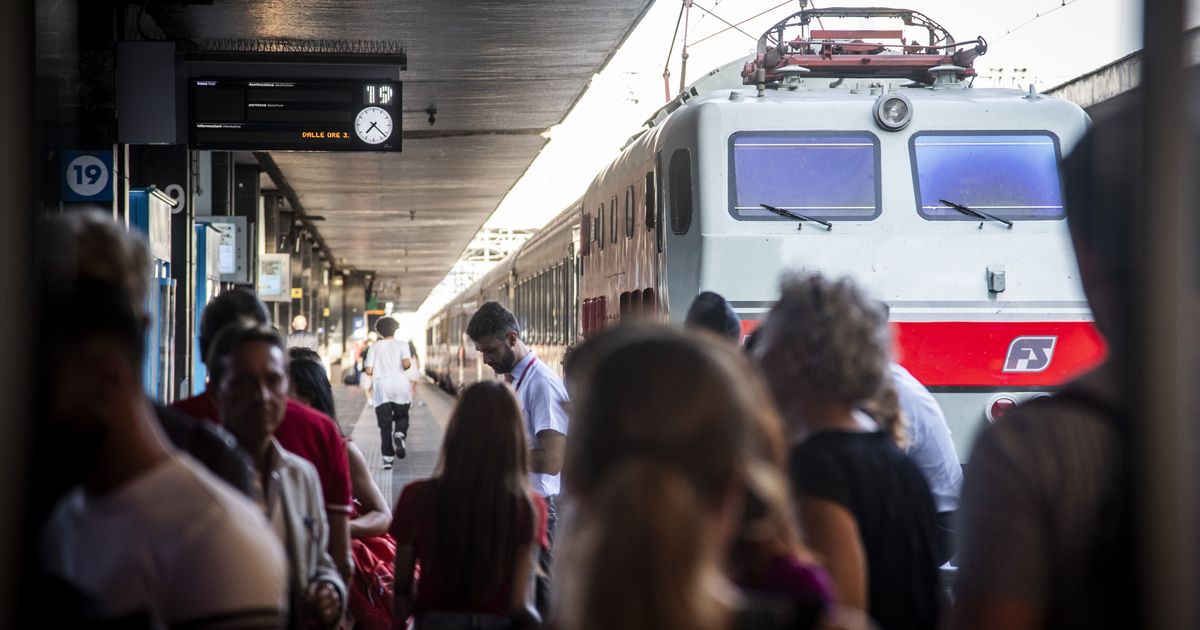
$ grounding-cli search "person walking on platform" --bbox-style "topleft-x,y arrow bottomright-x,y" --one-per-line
365,317 -> 412,469
467,301 -> 568,615
289,313 -> 320,351
174,290 -> 355,583
209,321 -> 347,630
37,279 -> 288,629
391,381 -> 548,630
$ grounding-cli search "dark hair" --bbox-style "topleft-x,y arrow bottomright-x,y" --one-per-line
199,290 -> 271,364
288,346 -> 321,363
288,357 -> 337,421
43,277 -> 145,368
559,325 -> 765,630
684,291 -> 742,341
433,380 -> 533,598
207,321 -> 286,390
466,301 -> 520,341
375,317 -> 399,338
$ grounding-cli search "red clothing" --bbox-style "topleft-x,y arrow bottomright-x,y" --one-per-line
172,393 -> 353,514
389,479 -> 548,615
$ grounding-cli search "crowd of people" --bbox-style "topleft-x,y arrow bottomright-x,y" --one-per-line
29,104 -> 1143,630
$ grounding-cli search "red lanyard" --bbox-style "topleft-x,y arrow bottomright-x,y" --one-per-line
513,356 -> 538,392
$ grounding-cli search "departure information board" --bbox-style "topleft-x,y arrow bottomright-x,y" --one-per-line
190,79 -> 401,151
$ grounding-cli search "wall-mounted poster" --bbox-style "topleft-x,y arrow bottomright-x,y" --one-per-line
258,253 -> 291,302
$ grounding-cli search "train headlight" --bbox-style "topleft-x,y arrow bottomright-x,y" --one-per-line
874,93 -> 913,131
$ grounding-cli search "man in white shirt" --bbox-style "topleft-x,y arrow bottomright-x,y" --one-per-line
467,302 -> 568,615
39,278 -> 288,628
892,363 -> 964,564
365,317 -> 412,469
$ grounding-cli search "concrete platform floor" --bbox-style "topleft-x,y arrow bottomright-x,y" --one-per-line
333,379 -> 455,505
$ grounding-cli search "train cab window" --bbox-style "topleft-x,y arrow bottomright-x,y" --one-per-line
644,171 -> 656,230
625,185 -> 635,239
610,194 -> 619,243
729,132 -> 880,221
669,148 -> 694,234
911,132 -> 1064,221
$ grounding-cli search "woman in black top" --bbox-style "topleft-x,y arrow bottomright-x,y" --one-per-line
751,274 -> 942,630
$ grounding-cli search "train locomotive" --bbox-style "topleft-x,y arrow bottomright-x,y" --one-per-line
426,8 -> 1107,456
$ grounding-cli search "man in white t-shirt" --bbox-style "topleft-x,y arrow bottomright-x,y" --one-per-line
891,363 -> 963,564
467,301 -> 568,616
39,278 -> 288,628
365,317 -> 412,469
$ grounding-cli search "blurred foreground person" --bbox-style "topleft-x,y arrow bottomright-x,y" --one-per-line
391,381 -> 547,629
174,290 -> 354,581
42,211 -> 253,495
753,274 -> 941,630
951,97 -> 1146,630
39,279 -> 287,628
289,350 -> 397,630
210,322 -> 347,629
557,325 -> 821,630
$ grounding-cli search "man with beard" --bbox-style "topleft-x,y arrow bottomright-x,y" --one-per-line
209,321 -> 347,629
467,301 -> 568,615
38,279 -> 287,628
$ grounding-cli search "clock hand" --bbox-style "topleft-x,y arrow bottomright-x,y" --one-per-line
367,121 -> 381,134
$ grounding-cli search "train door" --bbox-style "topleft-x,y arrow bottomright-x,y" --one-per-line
660,133 -> 702,320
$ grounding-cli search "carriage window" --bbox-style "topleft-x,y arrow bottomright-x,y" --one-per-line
597,204 -> 605,250
625,185 -> 635,239
580,212 -> 592,256
644,171 -> 656,230
610,194 -> 619,243
729,132 -> 880,221
912,132 -> 1064,220
669,149 -> 694,234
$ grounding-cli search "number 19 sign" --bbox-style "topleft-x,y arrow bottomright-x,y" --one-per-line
62,150 -> 113,202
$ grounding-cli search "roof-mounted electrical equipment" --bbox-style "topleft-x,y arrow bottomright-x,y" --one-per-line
742,7 -> 987,88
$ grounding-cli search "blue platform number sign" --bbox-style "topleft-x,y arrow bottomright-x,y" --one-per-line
62,150 -> 113,202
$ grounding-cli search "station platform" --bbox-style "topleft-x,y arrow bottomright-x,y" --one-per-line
333,379 -> 455,505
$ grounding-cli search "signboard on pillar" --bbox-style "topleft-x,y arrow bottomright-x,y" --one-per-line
62,150 -> 114,202
258,253 -> 291,303
196,216 -> 250,284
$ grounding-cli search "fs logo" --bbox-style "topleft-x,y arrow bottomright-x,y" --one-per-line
1003,336 -> 1058,373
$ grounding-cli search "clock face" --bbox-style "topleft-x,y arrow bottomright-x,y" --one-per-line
355,106 -> 393,144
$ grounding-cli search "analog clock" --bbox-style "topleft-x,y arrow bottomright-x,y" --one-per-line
354,106 -> 393,144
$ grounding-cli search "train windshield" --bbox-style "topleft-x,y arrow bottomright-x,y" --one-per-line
912,132 -> 1064,221
729,132 -> 881,221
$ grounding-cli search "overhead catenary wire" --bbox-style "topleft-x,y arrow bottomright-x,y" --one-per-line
997,0 -> 1080,41
690,0 -> 794,47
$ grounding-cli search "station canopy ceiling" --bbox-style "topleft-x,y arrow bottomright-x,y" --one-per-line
168,1 -> 652,310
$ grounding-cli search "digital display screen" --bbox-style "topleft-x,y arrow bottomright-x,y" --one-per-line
190,79 -> 401,151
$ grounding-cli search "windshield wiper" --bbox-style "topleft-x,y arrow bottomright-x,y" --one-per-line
939,198 -> 1013,229
759,203 -> 833,231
